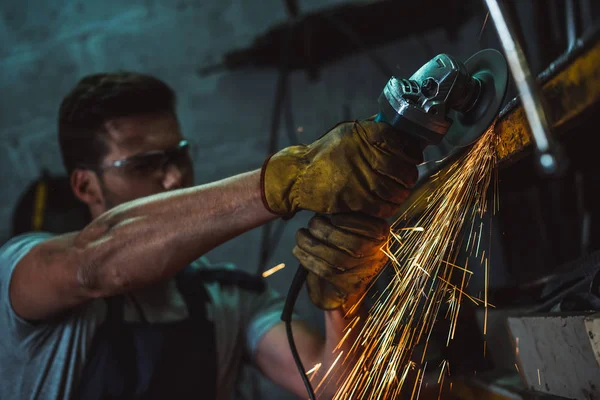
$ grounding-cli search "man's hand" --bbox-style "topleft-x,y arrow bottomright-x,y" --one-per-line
261,120 -> 423,219
292,213 -> 390,314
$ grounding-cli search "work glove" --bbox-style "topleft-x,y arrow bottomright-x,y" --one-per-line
292,213 -> 390,314
261,120 -> 422,219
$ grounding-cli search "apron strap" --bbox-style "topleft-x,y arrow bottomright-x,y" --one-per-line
72,295 -> 137,400
73,265 -> 264,400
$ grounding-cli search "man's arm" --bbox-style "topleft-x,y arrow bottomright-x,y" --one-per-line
10,118 -> 418,322
10,170 -> 274,321
254,309 -> 356,399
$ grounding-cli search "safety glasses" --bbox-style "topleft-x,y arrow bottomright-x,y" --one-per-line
80,139 -> 191,178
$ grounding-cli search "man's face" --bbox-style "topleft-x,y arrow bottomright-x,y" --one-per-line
93,113 -> 194,213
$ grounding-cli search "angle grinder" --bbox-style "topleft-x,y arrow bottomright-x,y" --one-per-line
281,49 -> 509,400
377,48 -> 508,154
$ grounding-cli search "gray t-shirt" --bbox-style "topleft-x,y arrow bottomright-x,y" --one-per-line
0,233 -> 286,400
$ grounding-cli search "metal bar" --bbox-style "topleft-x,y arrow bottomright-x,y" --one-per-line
566,0 -> 580,51
485,0 -> 562,175
496,27 -> 600,163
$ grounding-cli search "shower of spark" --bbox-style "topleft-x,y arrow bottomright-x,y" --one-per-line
318,125 -> 499,399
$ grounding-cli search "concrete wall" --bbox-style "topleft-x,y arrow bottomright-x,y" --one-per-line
0,1 -> 500,398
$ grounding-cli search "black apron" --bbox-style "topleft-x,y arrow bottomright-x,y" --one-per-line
71,265 -> 265,400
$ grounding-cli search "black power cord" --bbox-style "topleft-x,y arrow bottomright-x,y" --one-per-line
281,267 -> 315,400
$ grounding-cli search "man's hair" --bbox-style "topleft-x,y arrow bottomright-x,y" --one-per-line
58,72 -> 177,175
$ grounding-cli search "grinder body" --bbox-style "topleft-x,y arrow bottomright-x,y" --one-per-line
376,49 -> 508,152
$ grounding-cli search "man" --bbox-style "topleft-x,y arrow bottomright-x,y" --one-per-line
0,72 -> 422,399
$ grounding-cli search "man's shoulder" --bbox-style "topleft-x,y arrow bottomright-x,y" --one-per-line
0,232 -> 105,348
1,232 -> 55,250
0,232 -> 55,271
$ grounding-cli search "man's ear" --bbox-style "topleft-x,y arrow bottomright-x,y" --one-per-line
71,169 -> 104,207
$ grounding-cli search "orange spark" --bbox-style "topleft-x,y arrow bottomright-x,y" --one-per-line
306,363 -> 322,376
262,263 -> 285,278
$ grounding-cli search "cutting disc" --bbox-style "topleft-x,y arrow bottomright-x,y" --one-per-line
443,49 -> 508,148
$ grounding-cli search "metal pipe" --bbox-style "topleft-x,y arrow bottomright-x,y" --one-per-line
566,0 -> 580,50
484,0 -> 563,175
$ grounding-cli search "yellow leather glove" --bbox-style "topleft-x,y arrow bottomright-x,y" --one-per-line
261,120 -> 422,219
292,213 -> 390,314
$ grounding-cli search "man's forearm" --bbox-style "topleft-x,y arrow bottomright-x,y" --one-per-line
76,169 -> 275,295
308,309 -> 364,398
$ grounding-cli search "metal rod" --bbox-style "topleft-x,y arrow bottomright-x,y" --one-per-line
484,0 -> 562,175
566,0 -> 580,50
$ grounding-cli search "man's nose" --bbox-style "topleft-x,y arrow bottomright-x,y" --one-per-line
162,163 -> 184,190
